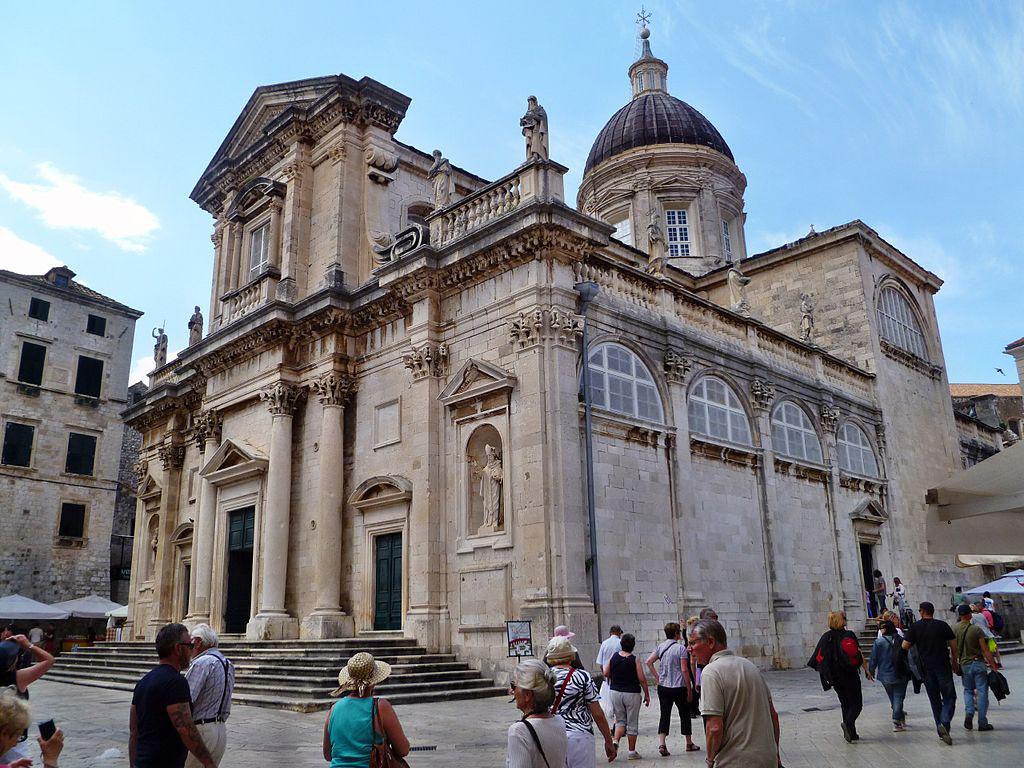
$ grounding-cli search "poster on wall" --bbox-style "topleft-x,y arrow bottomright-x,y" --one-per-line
506,620 -> 533,657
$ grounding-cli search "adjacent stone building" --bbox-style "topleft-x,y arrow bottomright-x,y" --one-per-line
123,30 -> 979,674
0,266 -> 141,602
950,382 -> 1023,440
110,381 -> 148,603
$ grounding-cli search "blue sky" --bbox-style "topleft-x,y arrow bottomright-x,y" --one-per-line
2,1 -> 1021,384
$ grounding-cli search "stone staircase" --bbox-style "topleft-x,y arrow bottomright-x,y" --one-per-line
46,634 -> 505,712
856,624 -> 1024,658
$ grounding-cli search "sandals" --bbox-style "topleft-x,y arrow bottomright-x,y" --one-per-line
685,744 -> 701,752
658,745 -> 670,756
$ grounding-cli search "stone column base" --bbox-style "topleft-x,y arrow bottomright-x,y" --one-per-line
246,612 -> 299,640
404,606 -> 450,653
181,614 -> 211,631
301,611 -> 355,639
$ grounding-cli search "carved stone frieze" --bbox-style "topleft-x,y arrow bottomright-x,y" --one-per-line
689,435 -> 759,471
133,459 -> 149,487
507,306 -> 584,350
879,339 -> 942,380
192,410 -> 222,449
627,426 -> 661,449
280,162 -> 303,184
750,378 -> 776,412
311,371 -> 356,407
663,349 -> 693,384
403,342 -> 449,380
327,143 -> 346,165
157,443 -> 186,471
819,404 -> 840,434
260,381 -> 305,416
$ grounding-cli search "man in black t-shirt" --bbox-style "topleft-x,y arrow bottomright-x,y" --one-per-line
129,623 -> 217,768
902,601 -> 959,745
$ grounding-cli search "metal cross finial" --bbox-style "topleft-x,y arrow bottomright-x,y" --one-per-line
637,6 -> 652,28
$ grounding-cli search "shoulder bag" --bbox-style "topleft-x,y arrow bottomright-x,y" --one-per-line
371,698 -> 410,768
520,717 -> 551,768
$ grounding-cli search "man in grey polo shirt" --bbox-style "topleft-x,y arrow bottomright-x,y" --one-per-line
185,624 -> 235,767
688,619 -> 780,768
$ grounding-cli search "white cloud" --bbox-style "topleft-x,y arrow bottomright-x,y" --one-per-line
0,226 -> 62,273
128,355 -> 155,384
749,226 -> 816,254
0,163 -> 159,252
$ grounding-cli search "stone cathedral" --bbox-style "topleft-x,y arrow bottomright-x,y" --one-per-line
125,29 -> 974,675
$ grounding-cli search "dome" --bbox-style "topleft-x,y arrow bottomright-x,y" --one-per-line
584,92 -> 734,174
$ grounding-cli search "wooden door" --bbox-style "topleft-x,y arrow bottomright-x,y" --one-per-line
373,532 -> 403,630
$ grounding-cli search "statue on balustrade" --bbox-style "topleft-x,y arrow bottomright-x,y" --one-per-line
520,96 -> 549,161
187,306 -> 204,346
799,293 -> 815,343
727,268 -> 752,317
152,326 -> 168,368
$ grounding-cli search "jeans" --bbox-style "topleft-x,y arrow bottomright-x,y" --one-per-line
961,660 -> 990,725
882,680 -> 909,723
656,685 -> 692,736
832,677 -> 863,736
921,667 -> 957,730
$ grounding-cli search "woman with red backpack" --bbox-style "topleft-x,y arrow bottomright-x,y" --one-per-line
808,611 -> 874,743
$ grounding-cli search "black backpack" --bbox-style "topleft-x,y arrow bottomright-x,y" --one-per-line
990,610 -> 1005,633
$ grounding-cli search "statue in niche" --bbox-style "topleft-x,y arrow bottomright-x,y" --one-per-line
468,443 -> 503,534
727,268 -> 751,317
428,150 -> 454,209
187,306 -> 203,346
520,96 -> 549,162
646,207 -> 666,275
152,326 -> 168,368
799,293 -> 815,343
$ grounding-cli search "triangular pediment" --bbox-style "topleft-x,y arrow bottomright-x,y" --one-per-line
139,475 -> 162,501
201,438 -> 268,478
439,358 -> 516,407
850,498 -> 887,524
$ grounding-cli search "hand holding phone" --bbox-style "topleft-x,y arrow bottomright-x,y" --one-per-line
38,719 -> 56,741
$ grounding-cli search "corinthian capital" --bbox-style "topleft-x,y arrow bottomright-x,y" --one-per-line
193,410 -> 222,449
260,381 -> 304,416
311,371 -> 356,407
157,443 -> 186,471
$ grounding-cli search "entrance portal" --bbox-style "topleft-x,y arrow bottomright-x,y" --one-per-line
860,542 -> 876,617
373,532 -> 403,630
225,507 -> 255,633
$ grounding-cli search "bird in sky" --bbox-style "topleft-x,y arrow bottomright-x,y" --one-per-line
995,368 -> 1005,375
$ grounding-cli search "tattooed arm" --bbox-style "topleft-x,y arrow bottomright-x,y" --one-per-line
166,702 -> 217,768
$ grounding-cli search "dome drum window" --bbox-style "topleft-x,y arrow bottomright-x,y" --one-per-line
771,402 -> 823,463
588,343 -> 664,423
837,422 -> 879,477
877,286 -> 927,360
688,376 -> 752,446
665,209 -> 691,257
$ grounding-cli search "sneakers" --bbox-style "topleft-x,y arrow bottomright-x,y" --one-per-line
938,724 -> 953,745
893,723 -> 905,732
841,722 -> 852,743
627,751 -> 643,760
964,714 -> 973,730
979,723 -> 994,732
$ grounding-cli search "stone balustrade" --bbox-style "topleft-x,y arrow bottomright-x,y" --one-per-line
224,271 -> 279,325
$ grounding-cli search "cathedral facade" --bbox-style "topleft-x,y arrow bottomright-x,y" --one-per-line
124,32 -> 972,675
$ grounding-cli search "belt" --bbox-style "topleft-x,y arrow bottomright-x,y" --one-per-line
194,716 -> 227,725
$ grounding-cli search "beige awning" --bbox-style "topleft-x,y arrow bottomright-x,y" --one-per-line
926,441 -> 1024,555
955,554 -> 1024,568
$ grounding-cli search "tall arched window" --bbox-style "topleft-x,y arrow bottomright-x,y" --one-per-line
877,286 -> 927,360
588,343 -> 664,422
837,422 -> 879,477
771,401 -> 823,463
688,376 -> 752,445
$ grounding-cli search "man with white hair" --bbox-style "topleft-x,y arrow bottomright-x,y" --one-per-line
184,624 -> 234,767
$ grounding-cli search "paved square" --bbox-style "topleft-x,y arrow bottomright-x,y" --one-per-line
20,660 -> 1023,767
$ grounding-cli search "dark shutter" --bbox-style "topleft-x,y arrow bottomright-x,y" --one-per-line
59,503 -> 86,538
18,343 -> 46,385
1,423 -> 34,467
65,433 -> 97,475
86,314 -> 107,336
74,356 -> 104,397
28,298 -> 50,321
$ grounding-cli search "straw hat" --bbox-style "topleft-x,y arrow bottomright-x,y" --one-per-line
330,652 -> 392,696
553,625 -> 575,640
545,636 -> 578,665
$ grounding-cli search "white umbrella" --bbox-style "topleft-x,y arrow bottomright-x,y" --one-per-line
50,595 -> 125,619
0,594 -> 69,620
105,605 -> 128,619
964,569 -> 1024,595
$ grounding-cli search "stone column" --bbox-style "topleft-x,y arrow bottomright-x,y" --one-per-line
147,441 -> 185,639
209,223 -> 225,327
227,222 -> 243,293
185,410 -> 221,626
123,459 -> 151,639
301,371 -> 356,638
248,381 -> 303,640
819,403 -> 849,614
268,199 -> 283,270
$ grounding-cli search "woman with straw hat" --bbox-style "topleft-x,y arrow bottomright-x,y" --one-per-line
546,636 -> 616,767
322,652 -> 410,767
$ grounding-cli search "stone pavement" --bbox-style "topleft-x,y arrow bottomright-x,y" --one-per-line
20,659 -> 1023,767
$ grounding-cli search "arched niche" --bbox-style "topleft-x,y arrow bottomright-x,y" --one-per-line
466,424 -> 504,535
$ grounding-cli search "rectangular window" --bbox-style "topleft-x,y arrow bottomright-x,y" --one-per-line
17,342 -> 46,385
637,72 -> 645,91
665,209 -> 691,257
65,433 -> 98,475
58,503 -> 86,538
86,314 -> 107,336
74,356 -> 104,398
248,222 -> 270,279
1,422 -> 34,467
28,298 -> 50,321
612,217 -> 632,247
722,219 -> 733,262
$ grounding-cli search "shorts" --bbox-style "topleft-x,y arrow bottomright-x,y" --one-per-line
610,690 -> 642,736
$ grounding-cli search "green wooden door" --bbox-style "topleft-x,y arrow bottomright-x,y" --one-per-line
224,507 -> 255,633
373,532 -> 403,630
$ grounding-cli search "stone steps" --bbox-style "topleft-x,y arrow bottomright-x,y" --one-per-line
855,630 -> 1024,656
49,636 -> 505,710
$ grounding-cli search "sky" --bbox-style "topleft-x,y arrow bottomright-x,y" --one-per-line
1,1 -> 1021,385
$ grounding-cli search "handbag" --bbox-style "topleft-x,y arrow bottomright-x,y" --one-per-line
371,698 -> 410,768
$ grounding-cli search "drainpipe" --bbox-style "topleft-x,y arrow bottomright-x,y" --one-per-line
575,281 -> 601,639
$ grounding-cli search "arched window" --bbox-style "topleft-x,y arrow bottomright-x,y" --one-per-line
837,422 -> 879,477
588,343 -> 663,422
877,286 -> 927,360
771,401 -> 823,463
688,376 -> 752,445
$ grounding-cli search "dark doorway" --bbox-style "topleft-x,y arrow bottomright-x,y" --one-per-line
224,507 -> 255,633
374,532 -> 403,630
860,542 -> 875,618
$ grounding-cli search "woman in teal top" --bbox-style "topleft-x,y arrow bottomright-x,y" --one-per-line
323,652 -> 410,767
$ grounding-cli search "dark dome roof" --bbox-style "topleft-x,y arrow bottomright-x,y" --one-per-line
584,92 -> 733,173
